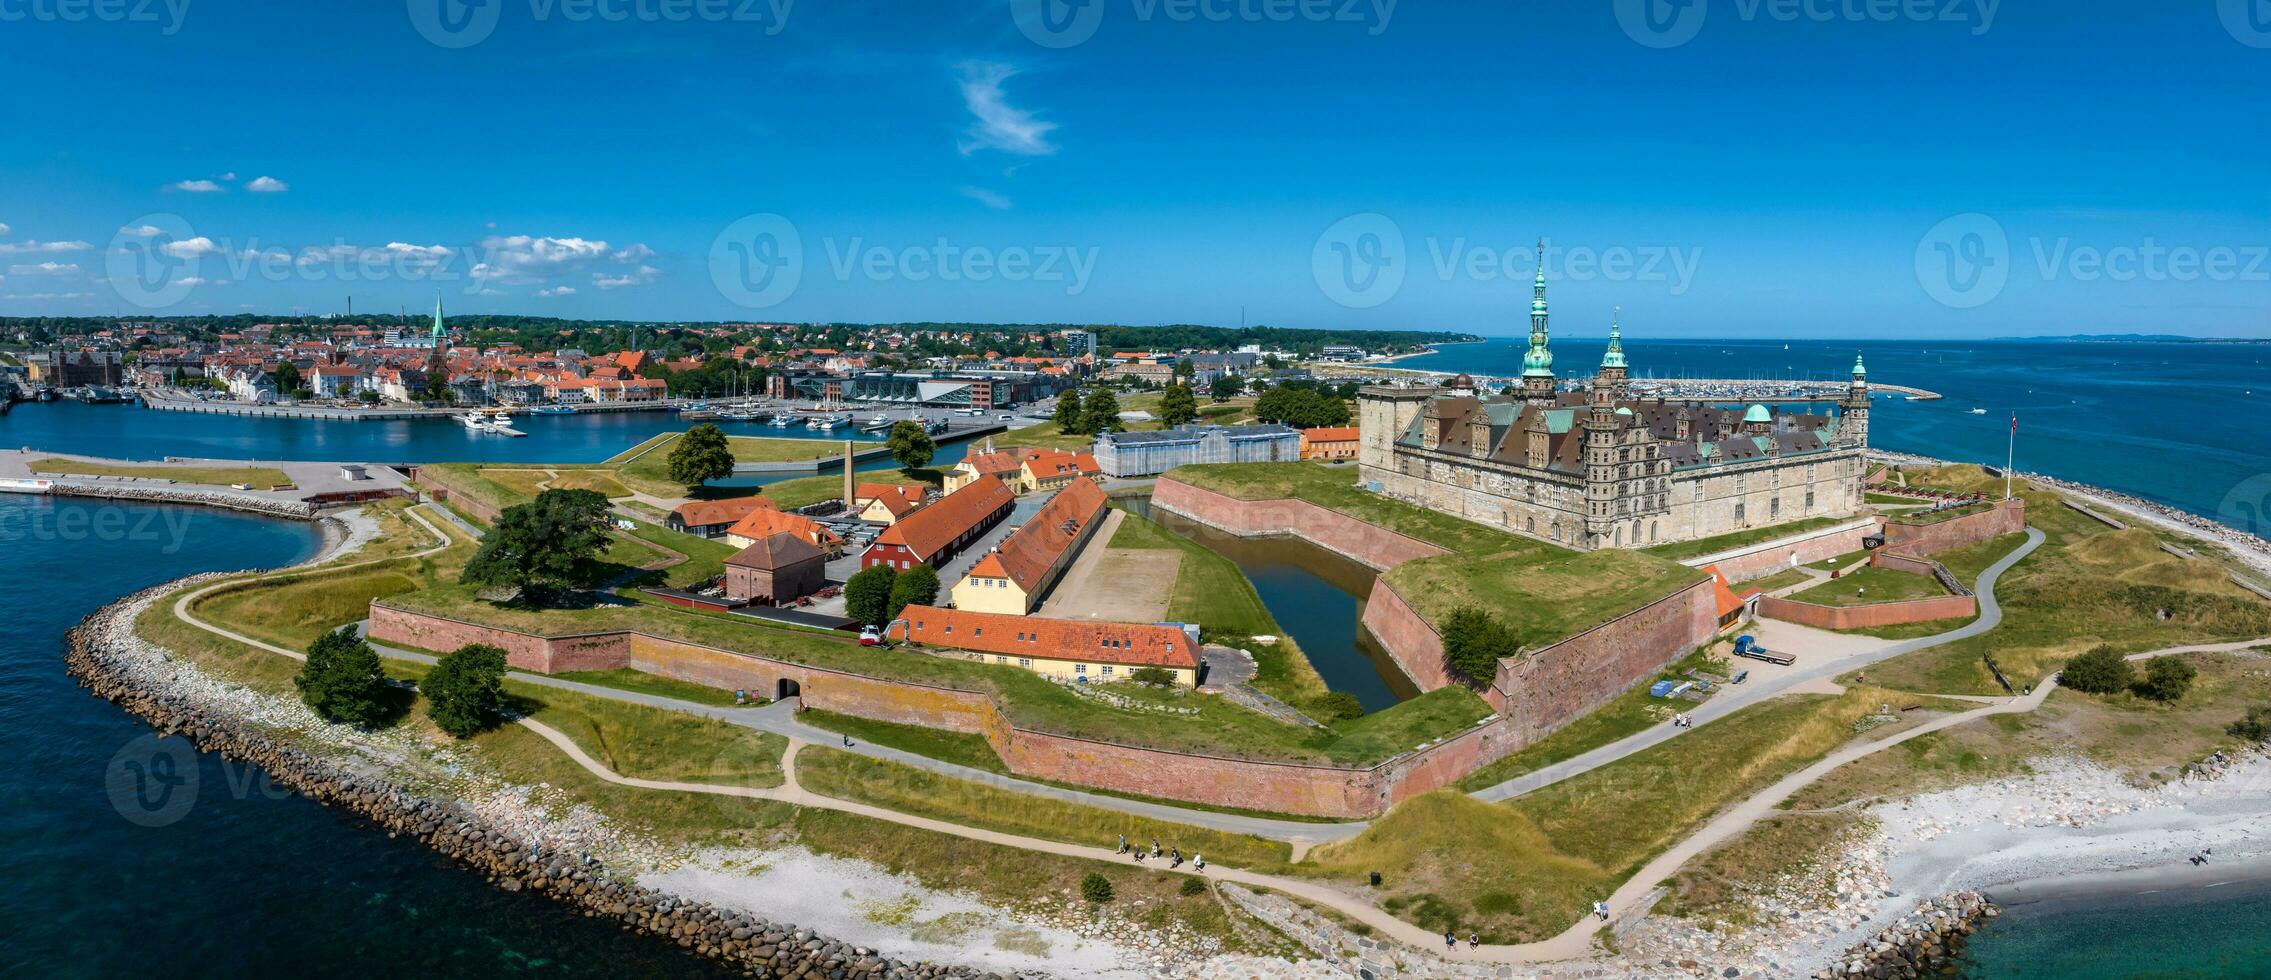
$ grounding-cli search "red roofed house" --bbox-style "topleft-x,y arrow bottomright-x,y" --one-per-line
667,496 -> 778,539
952,477 -> 1107,615
1299,426 -> 1362,461
724,508 -> 844,556
863,475 -> 1014,571
944,449 -> 1025,493
891,605 -> 1201,687
852,483 -> 929,525
724,532 -> 827,604
1017,449 -> 1102,493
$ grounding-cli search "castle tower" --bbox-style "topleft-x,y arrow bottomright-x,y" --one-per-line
1520,241 -> 1556,405
1840,353 -> 1871,448
1599,306 -> 1629,394
1583,365 -> 1620,547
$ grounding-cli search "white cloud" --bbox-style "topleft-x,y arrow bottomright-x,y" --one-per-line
245,176 -> 289,193
0,223 -> 10,236
168,179 -> 225,193
293,242 -> 453,269
612,243 -> 655,263
958,186 -> 1014,210
160,236 -> 228,258
956,61 -> 1057,157
9,261 -> 79,276
474,287 -> 506,296
219,172 -> 237,181
593,265 -> 662,290
118,224 -> 164,237
176,277 -> 216,287
0,239 -> 94,254
7,291 -> 90,301
536,285 -> 577,298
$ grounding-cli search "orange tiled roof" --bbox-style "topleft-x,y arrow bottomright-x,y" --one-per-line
873,475 -> 1012,561
856,483 -> 927,517
1019,448 -> 1101,480
898,605 -> 1200,669
1301,426 -> 1360,444
672,496 -> 777,528
726,531 -> 824,570
725,508 -> 842,550
968,477 -> 1107,592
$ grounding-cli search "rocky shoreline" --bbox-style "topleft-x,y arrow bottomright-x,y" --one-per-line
65,579 -> 1019,980
1814,891 -> 1991,979
44,482 -> 320,520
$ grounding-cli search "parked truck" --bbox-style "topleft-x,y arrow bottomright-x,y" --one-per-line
1732,634 -> 1796,666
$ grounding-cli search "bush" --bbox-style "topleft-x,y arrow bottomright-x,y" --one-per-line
423,643 -> 509,737
295,625 -> 390,727
1311,691 -> 1365,722
1179,877 -> 1208,897
1080,873 -> 1114,903
1130,666 -> 1176,686
1440,606 -> 1517,686
2135,656 -> 2197,703
2230,705 -> 2271,742
2060,646 -> 2134,695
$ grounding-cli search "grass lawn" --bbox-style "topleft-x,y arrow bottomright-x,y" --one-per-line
616,519 -> 741,588
476,467 -> 638,501
1453,647 -> 1729,791
614,431 -> 850,498
1641,515 -> 1849,562
797,708 -> 1008,773
547,668 -> 748,707
796,747 -> 1290,868
418,463 -> 533,512
1934,531 -> 2030,589
506,677 -> 786,787
1742,567 -> 1815,594
1784,565 -> 1948,607
1107,505 -> 1332,712
29,457 -> 294,489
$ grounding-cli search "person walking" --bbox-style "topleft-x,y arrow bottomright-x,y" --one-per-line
1117,834 -> 1127,854
1444,930 -> 1456,949
1467,933 -> 1478,950
1193,854 -> 1204,873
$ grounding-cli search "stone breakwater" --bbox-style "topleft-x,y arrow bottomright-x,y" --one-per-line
64,580 -> 1018,980
45,482 -> 318,520
1813,891 -> 1991,979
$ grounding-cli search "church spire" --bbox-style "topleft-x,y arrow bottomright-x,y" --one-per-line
431,293 -> 446,345
1601,305 -> 1627,371
1521,240 -> 1555,394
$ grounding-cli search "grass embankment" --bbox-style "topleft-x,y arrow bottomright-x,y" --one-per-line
799,709 -> 1008,772
1305,686 -> 1963,942
29,457 -> 294,489
1453,647 -> 1729,791
1106,505 -> 1332,712
1742,567 -> 1815,594
612,431 -> 848,499
615,519 -> 741,588
1166,461 -> 1709,652
548,668 -> 751,707
796,748 -> 1291,868
1785,565 -> 1949,607
1855,468 -> 2271,694
478,467 -> 636,500
417,463 -> 529,514
1642,515 -> 1850,562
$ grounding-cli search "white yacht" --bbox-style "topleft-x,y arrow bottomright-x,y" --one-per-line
457,411 -> 493,430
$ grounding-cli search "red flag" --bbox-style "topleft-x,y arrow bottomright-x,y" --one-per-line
2010,413 -> 2018,433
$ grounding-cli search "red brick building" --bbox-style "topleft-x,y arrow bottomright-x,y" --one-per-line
863,475 -> 1014,570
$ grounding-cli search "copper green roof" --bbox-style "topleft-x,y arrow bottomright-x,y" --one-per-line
1743,404 -> 1772,423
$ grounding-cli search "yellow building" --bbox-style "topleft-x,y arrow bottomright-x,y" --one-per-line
952,477 -> 1108,614
893,605 -> 1202,687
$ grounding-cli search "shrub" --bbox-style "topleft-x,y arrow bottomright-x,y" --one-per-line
1179,877 -> 1207,897
2059,646 -> 2134,695
423,643 -> 509,737
1130,666 -> 1176,686
2135,657 -> 2197,703
2230,705 -> 2271,742
1311,691 -> 1365,722
1080,873 -> 1114,903
1440,606 -> 1517,686
295,625 -> 390,727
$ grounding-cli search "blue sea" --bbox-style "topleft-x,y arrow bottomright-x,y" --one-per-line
1396,338 -> 2271,535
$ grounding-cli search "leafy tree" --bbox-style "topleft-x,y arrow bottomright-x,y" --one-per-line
1172,358 -> 1195,379
667,423 -> 738,491
1255,385 -> 1351,428
1130,666 -> 1176,686
422,371 -> 451,403
1440,606 -> 1516,686
2059,645 -> 2134,694
461,488 -> 618,603
2230,705 -> 2271,742
1080,873 -> 1114,903
423,643 -> 509,737
886,420 -> 936,471
1081,388 -> 1122,435
887,563 -> 939,620
1311,691 -> 1365,721
1208,375 -> 1240,402
270,361 -> 301,395
296,626 -> 391,727
357,389 -> 379,404
1158,383 -> 1199,427
1053,393 -> 1085,434
844,564 -> 897,626
2136,656 -> 2197,702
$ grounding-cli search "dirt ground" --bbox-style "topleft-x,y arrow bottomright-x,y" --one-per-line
1038,510 -> 1182,622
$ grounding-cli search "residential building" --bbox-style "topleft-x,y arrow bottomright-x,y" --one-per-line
667,497 -> 778,538
723,532 -> 827,604
943,450 -> 1025,494
892,605 -> 1202,687
1300,426 -> 1362,461
952,477 -> 1108,615
852,483 -> 929,525
724,508 -> 844,556
863,475 -> 1015,570
1019,449 -> 1102,492
1092,424 -> 1301,478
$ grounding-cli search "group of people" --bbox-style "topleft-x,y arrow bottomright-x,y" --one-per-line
1442,930 -> 1478,950
1671,712 -> 1696,729
2190,847 -> 2215,866
1118,835 -> 1202,872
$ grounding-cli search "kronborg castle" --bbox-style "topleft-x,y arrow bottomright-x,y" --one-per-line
1358,266 -> 1871,551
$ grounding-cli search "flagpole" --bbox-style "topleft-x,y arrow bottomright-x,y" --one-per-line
2006,413 -> 2016,500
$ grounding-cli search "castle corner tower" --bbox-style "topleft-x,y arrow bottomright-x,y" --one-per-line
1840,352 -> 1871,448
1520,241 -> 1556,406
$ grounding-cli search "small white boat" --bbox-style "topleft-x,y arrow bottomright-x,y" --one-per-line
769,414 -> 793,427
491,412 -> 512,426
531,404 -> 575,416
1968,407 -> 1988,415
457,411 -> 493,430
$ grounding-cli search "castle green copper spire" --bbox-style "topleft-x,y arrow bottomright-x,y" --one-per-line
1522,240 -> 1554,379
1852,352 -> 1866,378
1601,306 -> 1627,370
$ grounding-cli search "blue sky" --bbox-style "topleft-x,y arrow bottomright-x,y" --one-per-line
1,0 -> 2267,338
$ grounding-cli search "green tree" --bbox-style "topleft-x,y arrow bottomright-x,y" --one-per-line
422,370 -> 451,403
667,423 -> 738,491
296,625 -> 390,727
2060,645 -> 2135,695
886,420 -> 936,472
1081,388 -> 1122,435
2230,705 -> 2271,742
270,361 -> 302,395
461,488 -> 618,603
2136,656 -> 2197,702
1208,375 -> 1240,402
1311,691 -> 1365,721
423,643 -> 509,737
1440,606 -> 1516,686
1053,391 -> 1086,434
887,563 -> 940,619
1158,382 -> 1199,427
1080,873 -> 1114,903
844,564 -> 897,625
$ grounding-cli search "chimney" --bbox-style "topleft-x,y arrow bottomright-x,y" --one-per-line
842,440 -> 854,507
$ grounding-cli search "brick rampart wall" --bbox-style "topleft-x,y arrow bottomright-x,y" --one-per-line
1881,498 -> 2026,555
1150,478 -> 1450,570
411,467 -> 506,524
1489,578 -> 1721,741
1691,520 -> 1879,583
1356,580 -> 1453,692
1755,593 -> 1977,629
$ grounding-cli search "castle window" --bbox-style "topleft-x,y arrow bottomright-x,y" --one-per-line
1771,497 -> 1781,518
1735,502 -> 1747,522
1805,491 -> 1816,511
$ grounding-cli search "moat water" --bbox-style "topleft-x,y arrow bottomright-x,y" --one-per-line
0,494 -> 737,977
